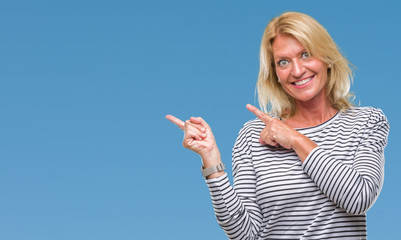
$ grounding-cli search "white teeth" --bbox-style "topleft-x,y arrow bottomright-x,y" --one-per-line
294,77 -> 312,86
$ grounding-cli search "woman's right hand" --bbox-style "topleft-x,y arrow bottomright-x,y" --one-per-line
165,115 -> 222,169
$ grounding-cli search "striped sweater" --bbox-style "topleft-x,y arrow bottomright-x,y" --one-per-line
206,107 -> 389,239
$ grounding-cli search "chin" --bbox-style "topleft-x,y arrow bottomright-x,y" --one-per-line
292,91 -> 324,103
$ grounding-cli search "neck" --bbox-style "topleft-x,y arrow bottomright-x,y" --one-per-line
286,97 -> 337,128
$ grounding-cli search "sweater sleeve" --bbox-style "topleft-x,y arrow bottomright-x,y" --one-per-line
205,123 -> 262,240
302,109 -> 390,215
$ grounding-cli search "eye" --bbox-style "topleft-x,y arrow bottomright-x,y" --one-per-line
301,52 -> 310,58
277,59 -> 289,68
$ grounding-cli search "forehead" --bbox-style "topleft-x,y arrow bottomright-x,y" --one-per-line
272,34 -> 305,58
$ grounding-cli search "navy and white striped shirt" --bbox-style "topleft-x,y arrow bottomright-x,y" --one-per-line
206,107 -> 389,239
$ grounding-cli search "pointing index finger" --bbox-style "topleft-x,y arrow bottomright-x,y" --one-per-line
165,114 -> 185,131
246,104 -> 273,124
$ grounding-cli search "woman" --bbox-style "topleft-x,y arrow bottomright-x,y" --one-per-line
166,12 -> 389,239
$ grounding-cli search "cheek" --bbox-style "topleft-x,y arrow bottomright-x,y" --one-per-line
276,69 -> 290,82
307,61 -> 327,76
316,66 -> 329,85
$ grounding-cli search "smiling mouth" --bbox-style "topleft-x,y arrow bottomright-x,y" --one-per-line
292,76 -> 313,86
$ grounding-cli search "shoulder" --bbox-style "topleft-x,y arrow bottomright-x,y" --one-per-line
242,118 -> 264,131
341,106 -> 388,124
340,107 -> 390,137
234,118 -> 263,143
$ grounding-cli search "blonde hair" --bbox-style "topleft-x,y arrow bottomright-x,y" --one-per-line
257,12 -> 354,118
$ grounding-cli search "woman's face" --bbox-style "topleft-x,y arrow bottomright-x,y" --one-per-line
272,34 -> 329,104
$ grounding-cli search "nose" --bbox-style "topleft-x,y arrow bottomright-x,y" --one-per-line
291,59 -> 305,78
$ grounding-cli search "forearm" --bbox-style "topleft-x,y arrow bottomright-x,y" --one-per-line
206,125 -> 263,239
302,147 -> 384,214
206,174 -> 262,239
291,131 -> 318,162
290,130 -> 384,214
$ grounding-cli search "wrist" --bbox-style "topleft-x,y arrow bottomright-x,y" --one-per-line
200,148 -> 221,168
292,133 -> 318,162
201,162 -> 225,179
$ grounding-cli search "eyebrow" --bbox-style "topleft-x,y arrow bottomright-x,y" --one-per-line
273,48 -> 307,61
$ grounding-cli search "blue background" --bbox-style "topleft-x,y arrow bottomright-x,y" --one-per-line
1,0 -> 400,239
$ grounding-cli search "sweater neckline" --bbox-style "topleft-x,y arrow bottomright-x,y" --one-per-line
294,110 -> 340,133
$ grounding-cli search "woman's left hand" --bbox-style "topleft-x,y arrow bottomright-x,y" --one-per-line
246,104 -> 318,161
246,104 -> 300,149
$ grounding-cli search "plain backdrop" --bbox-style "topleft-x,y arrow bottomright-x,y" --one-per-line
0,0 -> 400,239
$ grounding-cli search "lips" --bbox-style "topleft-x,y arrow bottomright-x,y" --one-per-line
292,76 -> 314,86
